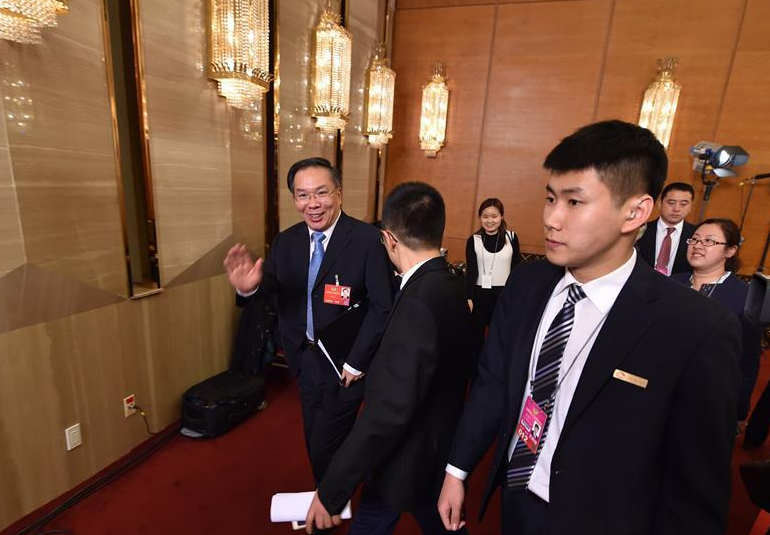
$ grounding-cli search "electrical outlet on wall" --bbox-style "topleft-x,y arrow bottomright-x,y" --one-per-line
65,423 -> 82,451
123,394 -> 136,417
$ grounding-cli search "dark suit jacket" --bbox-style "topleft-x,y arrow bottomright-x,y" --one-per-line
636,218 -> 696,275
673,272 -> 763,420
239,211 -> 394,376
448,257 -> 741,535
318,257 -> 473,514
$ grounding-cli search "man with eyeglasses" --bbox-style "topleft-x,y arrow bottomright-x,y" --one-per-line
224,157 -> 394,486
635,181 -> 696,276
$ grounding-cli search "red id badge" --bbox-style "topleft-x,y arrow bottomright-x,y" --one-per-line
516,396 -> 548,454
323,284 -> 351,306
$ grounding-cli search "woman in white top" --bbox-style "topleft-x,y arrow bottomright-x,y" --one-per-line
465,198 -> 521,360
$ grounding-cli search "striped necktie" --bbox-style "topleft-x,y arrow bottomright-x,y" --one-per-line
506,283 -> 587,490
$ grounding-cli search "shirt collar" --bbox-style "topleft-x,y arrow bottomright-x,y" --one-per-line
308,211 -> 342,243
554,249 -> 637,314
400,257 -> 438,290
657,217 -> 684,234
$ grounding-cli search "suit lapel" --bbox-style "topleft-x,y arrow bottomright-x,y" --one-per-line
560,259 -> 659,436
640,219 -> 657,262
313,212 -> 353,290
507,265 -> 563,420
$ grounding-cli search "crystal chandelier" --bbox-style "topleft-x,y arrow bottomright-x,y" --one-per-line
419,62 -> 449,157
363,44 -> 395,147
0,0 -> 68,44
311,1 -> 352,134
209,0 -> 272,109
638,58 -> 681,150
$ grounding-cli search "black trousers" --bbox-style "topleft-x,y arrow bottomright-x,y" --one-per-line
470,286 -> 505,364
501,487 -> 550,535
297,343 -> 364,483
348,485 -> 468,535
745,378 -> 770,448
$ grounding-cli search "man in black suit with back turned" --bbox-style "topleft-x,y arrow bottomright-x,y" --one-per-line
635,181 -> 696,276
224,157 -> 394,484
438,121 -> 741,535
305,182 -> 473,535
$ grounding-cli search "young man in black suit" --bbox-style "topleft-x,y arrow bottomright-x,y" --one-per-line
635,181 -> 697,276
438,121 -> 741,535
305,182 -> 473,535
223,158 -> 394,483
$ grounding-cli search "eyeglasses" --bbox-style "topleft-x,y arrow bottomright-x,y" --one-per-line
380,230 -> 397,245
685,237 -> 727,247
294,188 -> 337,204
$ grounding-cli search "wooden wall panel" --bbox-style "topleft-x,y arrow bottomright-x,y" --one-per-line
0,0 -> 127,294
387,0 -> 769,264
595,0 -> 747,213
387,5 -> 497,261
708,0 -> 770,273
139,0 -> 234,283
0,91 -> 25,278
476,0 -> 613,255
0,275 -> 235,530
230,105 -> 267,255
277,0 -> 336,231
341,0 -> 383,223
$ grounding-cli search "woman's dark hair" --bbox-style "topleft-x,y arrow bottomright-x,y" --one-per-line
475,198 -> 508,235
697,218 -> 742,272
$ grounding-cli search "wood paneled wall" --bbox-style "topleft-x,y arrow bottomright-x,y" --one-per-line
0,275 -> 235,529
386,0 -> 770,273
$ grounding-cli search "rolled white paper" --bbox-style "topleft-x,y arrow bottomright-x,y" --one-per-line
270,491 -> 352,523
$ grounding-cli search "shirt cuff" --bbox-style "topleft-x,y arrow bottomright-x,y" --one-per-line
235,287 -> 258,298
342,363 -> 362,376
445,464 -> 468,481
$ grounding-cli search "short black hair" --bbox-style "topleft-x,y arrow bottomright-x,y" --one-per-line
382,182 -> 445,250
286,157 -> 342,193
661,181 -> 695,200
543,120 -> 668,205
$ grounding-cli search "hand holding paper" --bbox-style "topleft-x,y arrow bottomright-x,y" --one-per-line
270,491 -> 352,524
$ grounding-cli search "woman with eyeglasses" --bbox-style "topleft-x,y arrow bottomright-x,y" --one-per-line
673,218 -> 762,430
465,198 -> 521,359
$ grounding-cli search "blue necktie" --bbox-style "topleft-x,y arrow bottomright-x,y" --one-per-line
506,283 -> 587,490
306,231 -> 326,340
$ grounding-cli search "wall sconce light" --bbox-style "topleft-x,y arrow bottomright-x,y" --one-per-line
0,0 -> 68,44
638,58 -> 681,150
363,43 -> 395,147
209,0 -> 272,109
311,0 -> 352,134
419,62 -> 449,158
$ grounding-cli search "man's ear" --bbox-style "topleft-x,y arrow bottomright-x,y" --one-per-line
622,195 -> 654,234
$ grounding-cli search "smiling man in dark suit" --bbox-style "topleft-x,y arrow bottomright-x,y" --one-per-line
438,121 -> 741,535
224,157 -> 394,484
305,182 -> 473,535
635,181 -> 696,276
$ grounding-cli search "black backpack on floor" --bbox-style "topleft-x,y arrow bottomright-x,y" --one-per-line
181,294 -> 276,438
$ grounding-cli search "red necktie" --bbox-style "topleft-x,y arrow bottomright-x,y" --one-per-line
655,227 -> 675,275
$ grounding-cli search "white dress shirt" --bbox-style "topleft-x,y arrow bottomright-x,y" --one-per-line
446,250 -> 637,503
399,257 -> 436,290
654,218 -> 683,276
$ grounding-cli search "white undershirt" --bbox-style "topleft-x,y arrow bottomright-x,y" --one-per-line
446,250 -> 637,503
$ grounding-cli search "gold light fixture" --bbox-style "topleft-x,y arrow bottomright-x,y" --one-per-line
363,44 -> 395,147
208,0 -> 272,109
419,62 -> 449,157
0,0 -> 68,44
638,58 -> 681,150
311,1 -> 352,134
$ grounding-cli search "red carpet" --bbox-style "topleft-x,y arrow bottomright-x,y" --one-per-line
4,353 -> 769,535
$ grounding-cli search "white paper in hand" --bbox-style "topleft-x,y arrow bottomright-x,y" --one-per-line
270,491 -> 352,522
